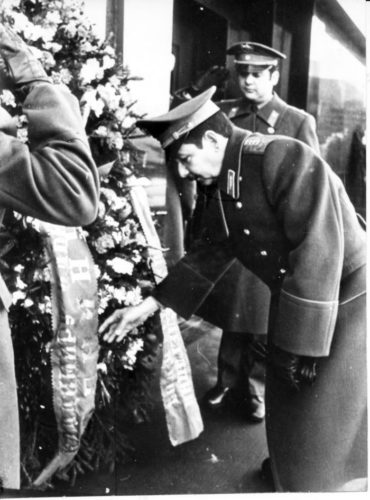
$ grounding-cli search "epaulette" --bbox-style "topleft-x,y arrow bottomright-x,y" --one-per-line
243,133 -> 276,154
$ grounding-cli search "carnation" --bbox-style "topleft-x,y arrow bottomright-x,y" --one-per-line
107,257 -> 134,276
80,58 -> 104,85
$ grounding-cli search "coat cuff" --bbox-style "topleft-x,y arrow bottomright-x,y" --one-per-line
153,259 -> 236,320
272,290 -> 338,357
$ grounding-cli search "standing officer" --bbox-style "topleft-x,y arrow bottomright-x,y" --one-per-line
99,87 -> 367,492
0,25 -> 99,489
165,42 -> 320,422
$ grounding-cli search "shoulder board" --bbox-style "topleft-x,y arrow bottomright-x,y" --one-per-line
286,104 -> 309,118
243,133 -> 275,154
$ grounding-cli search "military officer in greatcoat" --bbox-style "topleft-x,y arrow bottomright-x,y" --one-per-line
0,25 -> 99,489
165,42 -> 321,422
100,87 -> 367,492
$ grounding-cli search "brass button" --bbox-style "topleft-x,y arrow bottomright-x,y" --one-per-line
243,229 -> 250,235
235,201 -> 243,209
267,127 -> 275,134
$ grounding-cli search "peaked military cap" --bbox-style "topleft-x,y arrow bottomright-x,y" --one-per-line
227,41 -> 286,68
136,86 -> 219,148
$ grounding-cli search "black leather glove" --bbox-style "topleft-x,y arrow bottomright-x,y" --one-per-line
191,65 -> 229,93
269,344 -> 318,391
0,24 -> 49,91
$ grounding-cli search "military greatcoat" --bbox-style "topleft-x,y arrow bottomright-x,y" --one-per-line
166,91 -> 320,333
154,127 -> 367,491
0,83 -> 99,488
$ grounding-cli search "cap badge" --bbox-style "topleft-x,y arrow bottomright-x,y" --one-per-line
172,121 -> 193,141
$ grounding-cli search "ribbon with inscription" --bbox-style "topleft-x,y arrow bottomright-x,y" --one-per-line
128,177 -> 204,446
33,223 -> 99,486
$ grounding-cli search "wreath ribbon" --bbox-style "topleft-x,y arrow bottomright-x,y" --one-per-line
128,179 -> 204,446
33,224 -> 99,486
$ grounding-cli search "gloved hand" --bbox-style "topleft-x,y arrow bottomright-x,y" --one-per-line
269,344 -> 318,391
0,24 -> 49,91
191,65 -> 229,92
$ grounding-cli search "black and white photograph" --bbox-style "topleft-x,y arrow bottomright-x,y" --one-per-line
0,0 -> 367,497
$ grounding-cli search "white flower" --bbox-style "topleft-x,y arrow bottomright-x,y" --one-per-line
97,362 -> 107,374
38,296 -> 52,315
79,40 -> 95,54
33,268 -> 50,282
91,97 -> 105,118
0,90 -> 16,107
112,287 -> 127,303
94,125 -> 108,137
135,232 -> 147,246
94,265 -> 101,279
112,231 -> 123,245
131,250 -> 143,264
108,75 -> 120,87
107,131 -> 124,150
41,51 -> 56,70
102,55 -> 115,70
98,201 -> 106,218
25,24 -> 56,43
2,0 -> 21,10
104,46 -> 115,57
107,257 -> 134,275
98,295 -> 110,314
94,234 -> 115,254
63,20 -> 78,38
45,11 -> 61,25
97,83 -> 120,110
121,338 -> 144,369
114,107 -> 128,123
12,290 -> 26,304
17,127 -> 28,143
124,288 -> 142,306
11,12 -> 32,34
24,298 -> 34,308
121,116 -> 136,129
100,188 -> 115,202
15,276 -> 27,290
105,215 -> 119,228
80,58 -> 104,85
44,42 -> 63,54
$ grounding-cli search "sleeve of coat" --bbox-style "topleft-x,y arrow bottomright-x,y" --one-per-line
153,239 -> 238,319
0,83 -> 99,226
296,113 -> 321,155
263,138 -> 344,357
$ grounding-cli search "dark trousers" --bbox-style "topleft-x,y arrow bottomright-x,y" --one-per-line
217,330 -> 267,399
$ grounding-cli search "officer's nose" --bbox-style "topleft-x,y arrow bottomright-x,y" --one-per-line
245,73 -> 254,83
177,163 -> 189,178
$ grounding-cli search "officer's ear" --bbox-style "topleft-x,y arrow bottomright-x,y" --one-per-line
203,130 -> 221,150
271,69 -> 280,86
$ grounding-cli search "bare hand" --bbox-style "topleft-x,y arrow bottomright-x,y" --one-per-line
98,297 -> 160,343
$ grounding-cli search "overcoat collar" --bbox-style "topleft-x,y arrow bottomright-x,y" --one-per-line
229,92 -> 287,128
